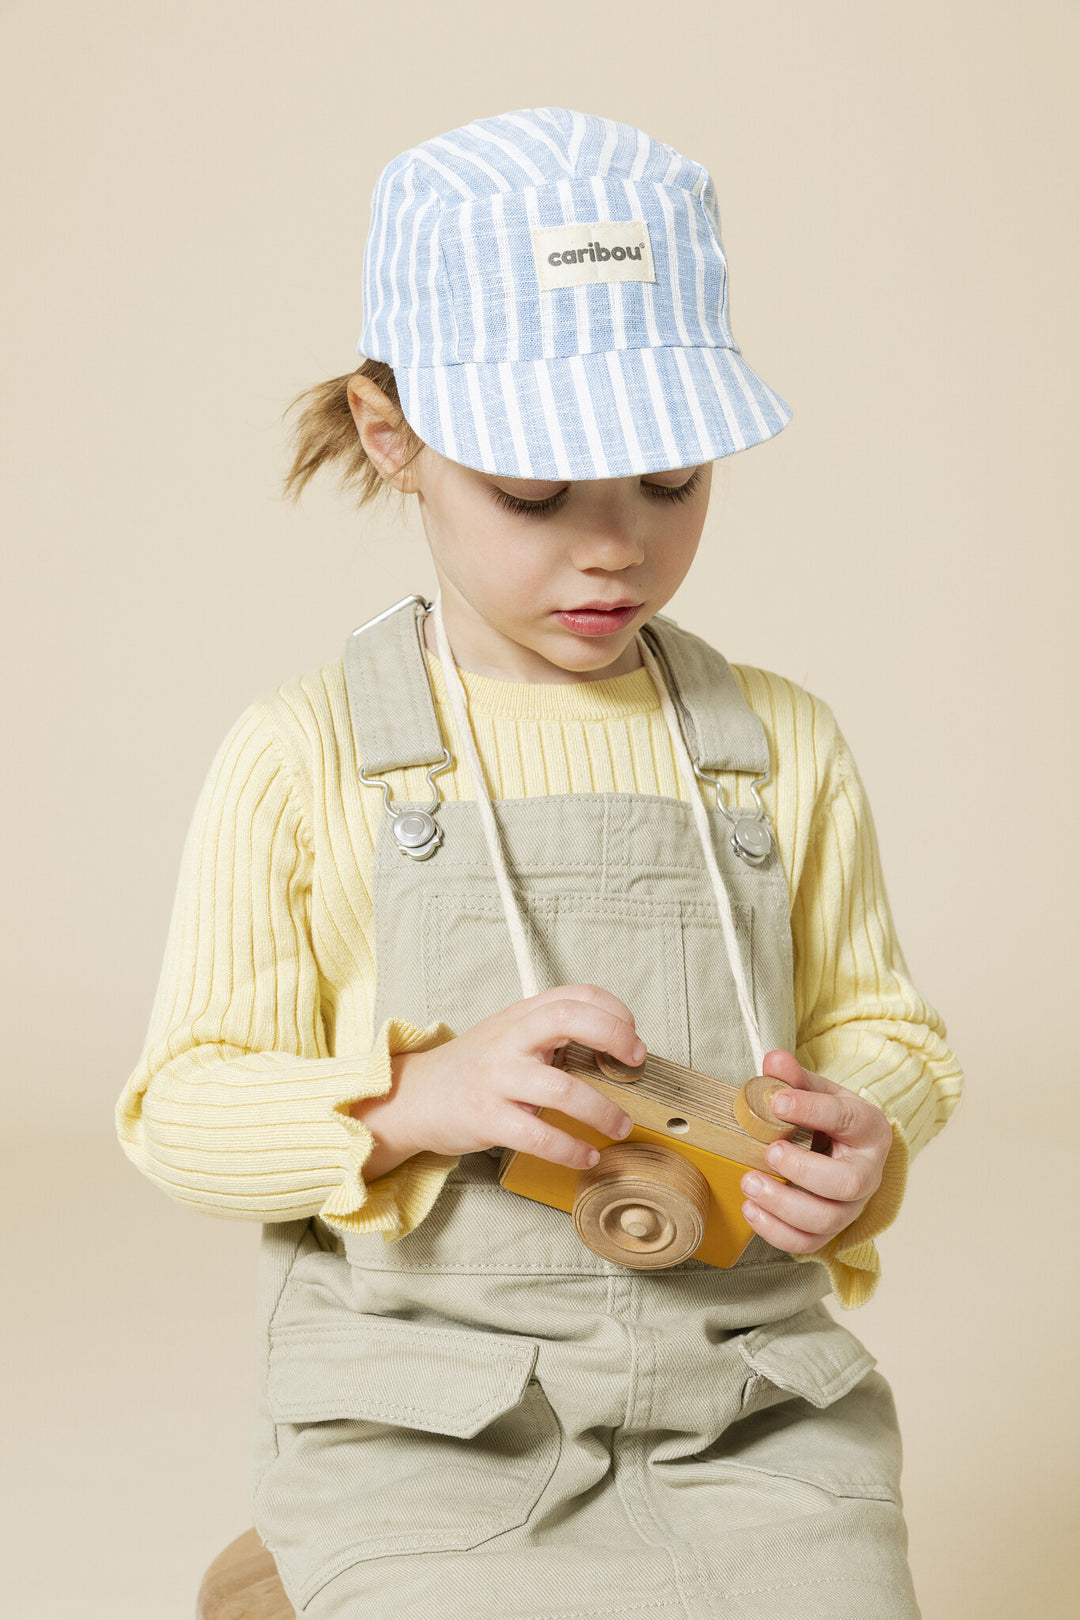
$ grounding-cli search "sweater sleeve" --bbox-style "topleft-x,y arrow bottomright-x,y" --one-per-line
115,700 -> 458,1231
790,712 -> 963,1308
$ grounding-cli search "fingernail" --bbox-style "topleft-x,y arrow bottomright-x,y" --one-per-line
771,1093 -> 793,1115
586,1149 -> 599,1167
742,1174 -> 763,1196
766,1143 -> 783,1168
617,1115 -> 633,1138
632,1038 -> 646,1062
742,1201 -> 758,1221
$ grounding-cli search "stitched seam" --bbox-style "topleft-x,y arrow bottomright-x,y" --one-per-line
282,1388 -> 556,1605
485,1603 -> 685,1618
697,1456 -> 899,1501
269,1319 -> 534,1356
496,1598 -> 695,1618
258,1226 -> 325,1475
345,1258 -> 792,1275
425,892 -> 749,920
745,1356 -> 873,1406
610,1431 -> 696,1620
269,1399 -> 507,1427
265,1227 -> 317,1335
723,1574 -> 911,1599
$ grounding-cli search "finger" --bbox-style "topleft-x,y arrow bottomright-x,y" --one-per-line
527,983 -> 640,1030
758,1136 -> 876,1205
513,1061 -> 634,1144
522,996 -> 646,1067
764,1083 -> 883,1148
762,1049 -> 839,1095
740,1169 -> 860,1237
740,1195 -> 831,1256
499,1103 -> 606,1172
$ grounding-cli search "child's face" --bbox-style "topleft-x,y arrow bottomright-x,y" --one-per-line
410,447 -> 712,683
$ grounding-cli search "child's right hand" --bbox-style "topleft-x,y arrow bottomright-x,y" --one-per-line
354,986 -> 641,1180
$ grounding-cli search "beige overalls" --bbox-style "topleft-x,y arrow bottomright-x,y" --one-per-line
250,601 -> 919,1619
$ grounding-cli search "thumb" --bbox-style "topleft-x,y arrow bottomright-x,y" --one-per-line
761,1049 -> 836,1153
761,1048 -> 811,1089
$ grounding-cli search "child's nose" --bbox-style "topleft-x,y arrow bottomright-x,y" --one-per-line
571,521 -> 646,572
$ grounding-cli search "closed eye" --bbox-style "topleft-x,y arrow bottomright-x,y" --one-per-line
490,467 -> 703,518
490,486 -> 569,517
642,467 -> 703,504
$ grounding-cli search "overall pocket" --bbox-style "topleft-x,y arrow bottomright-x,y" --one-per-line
726,1302 -> 903,1502
254,1314 -> 561,1607
651,1303 -> 902,1509
422,889 -> 690,1060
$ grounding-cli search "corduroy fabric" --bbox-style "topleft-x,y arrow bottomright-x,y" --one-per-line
358,108 -> 792,477
250,606 -> 920,1618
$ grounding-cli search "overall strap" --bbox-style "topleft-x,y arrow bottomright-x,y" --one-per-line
426,594 -> 770,1071
344,598 -> 767,781
343,595 -> 445,773
642,615 -> 769,776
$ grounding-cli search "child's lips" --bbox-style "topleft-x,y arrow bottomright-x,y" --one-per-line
555,603 -> 642,636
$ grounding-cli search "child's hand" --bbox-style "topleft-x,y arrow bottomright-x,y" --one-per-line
739,1049 -> 892,1255
356,986 -> 641,1179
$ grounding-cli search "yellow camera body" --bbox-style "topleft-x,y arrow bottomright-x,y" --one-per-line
498,1043 -> 812,1270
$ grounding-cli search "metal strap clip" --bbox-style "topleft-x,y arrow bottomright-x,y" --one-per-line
692,763 -> 775,866
358,749 -> 453,861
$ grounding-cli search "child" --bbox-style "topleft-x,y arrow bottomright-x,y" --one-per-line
117,108 -> 961,1619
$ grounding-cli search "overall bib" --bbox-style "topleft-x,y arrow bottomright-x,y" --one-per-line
251,604 -> 919,1620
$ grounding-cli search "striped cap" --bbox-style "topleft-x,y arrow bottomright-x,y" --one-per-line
359,108 -> 792,481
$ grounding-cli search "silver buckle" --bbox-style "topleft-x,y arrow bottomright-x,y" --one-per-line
692,763 -> 774,866
358,749 -> 452,861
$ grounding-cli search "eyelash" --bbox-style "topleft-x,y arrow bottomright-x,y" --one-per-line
490,467 -> 703,518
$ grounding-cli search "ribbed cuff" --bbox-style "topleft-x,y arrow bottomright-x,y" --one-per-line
320,1016 -> 458,1238
796,1118 -> 910,1309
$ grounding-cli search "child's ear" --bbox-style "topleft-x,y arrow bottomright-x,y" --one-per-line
346,373 -> 421,492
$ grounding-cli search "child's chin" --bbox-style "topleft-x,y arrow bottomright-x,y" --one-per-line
548,632 -> 639,676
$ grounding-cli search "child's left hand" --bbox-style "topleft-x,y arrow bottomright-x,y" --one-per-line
739,1048 -> 893,1255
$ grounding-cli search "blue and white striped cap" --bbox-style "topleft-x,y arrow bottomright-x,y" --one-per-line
359,108 -> 792,481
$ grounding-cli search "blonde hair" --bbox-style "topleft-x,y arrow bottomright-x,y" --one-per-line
283,358 -> 424,507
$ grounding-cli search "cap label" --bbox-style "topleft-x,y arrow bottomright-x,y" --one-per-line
532,220 -> 655,291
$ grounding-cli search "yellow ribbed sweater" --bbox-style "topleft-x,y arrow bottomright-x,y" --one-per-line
116,648 -> 962,1309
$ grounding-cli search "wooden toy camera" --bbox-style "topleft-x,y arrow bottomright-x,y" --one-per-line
499,1045 -> 812,1270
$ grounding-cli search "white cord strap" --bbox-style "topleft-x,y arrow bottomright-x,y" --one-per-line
430,599 -> 764,1069
637,633 -> 766,1074
430,594 -> 540,1001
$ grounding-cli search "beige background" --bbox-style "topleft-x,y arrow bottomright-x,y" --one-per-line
3,2 -> 1078,1615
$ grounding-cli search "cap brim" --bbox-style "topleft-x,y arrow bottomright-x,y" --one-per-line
393,345 -> 791,481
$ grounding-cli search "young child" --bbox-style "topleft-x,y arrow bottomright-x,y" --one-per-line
117,108 -> 962,1619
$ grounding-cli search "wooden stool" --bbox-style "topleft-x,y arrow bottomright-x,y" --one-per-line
196,1529 -> 295,1619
